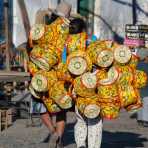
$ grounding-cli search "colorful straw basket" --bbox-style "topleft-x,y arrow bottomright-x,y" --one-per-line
66,32 -> 87,54
87,40 -> 115,67
31,73 -> 48,92
100,101 -> 120,119
29,84 -> 41,99
74,76 -> 96,97
81,72 -> 97,89
31,70 -> 58,92
98,66 -> 119,85
97,50 -> 114,67
67,51 -> 92,75
42,96 -> 61,113
114,45 -> 132,64
118,84 -> 138,108
97,83 -> 118,99
49,81 -> 73,109
125,90 -> 142,114
30,17 -> 69,49
30,46 -> 58,71
28,61 -> 39,76
30,24 -> 45,42
76,96 -> 100,119
133,70 -> 147,88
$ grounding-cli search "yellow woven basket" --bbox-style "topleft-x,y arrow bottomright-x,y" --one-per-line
28,61 -> 39,76
125,89 -> 142,114
66,32 -> 87,54
42,96 -> 61,113
29,84 -> 41,99
49,81 -> 73,109
67,51 -> 92,75
97,83 -> 118,99
30,46 -> 58,71
118,84 -> 138,108
56,63 -> 73,82
31,70 -> 58,92
87,40 -> 118,67
133,70 -> 147,88
74,76 -> 96,97
100,101 -> 120,119
76,96 -> 100,119
30,17 -> 69,49
114,45 -> 132,64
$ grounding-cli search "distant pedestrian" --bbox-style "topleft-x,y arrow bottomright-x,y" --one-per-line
136,55 -> 148,127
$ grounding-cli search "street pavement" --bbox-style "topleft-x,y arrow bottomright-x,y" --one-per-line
0,111 -> 148,148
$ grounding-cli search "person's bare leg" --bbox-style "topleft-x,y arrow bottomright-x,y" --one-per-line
56,120 -> 65,137
55,120 -> 65,148
40,112 -> 55,133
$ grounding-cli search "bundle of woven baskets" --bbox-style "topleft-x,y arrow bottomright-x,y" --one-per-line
28,17 -> 147,118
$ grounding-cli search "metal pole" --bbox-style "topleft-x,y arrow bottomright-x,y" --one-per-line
94,0 -> 101,37
4,0 -> 10,71
132,0 -> 137,24
17,0 -> 30,39
87,0 -> 95,35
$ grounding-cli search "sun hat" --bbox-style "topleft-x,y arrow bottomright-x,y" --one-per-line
49,1 -> 72,18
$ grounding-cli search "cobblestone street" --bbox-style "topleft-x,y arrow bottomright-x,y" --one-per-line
0,111 -> 148,148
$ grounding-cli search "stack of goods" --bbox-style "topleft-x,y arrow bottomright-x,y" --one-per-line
66,32 -> 87,54
28,18 -> 147,119
67,51 -> 92,76
30,17 -> 70,59
49,81 -> 73,109
30,46 -> 59,71
86,40 -> 117,67
76,96 -> 100,119
28,17 -> 73,113
74,40 -> 147,119
124,24 -> 148,48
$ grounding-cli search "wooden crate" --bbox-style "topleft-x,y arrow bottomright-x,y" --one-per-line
0,108 -> 12,131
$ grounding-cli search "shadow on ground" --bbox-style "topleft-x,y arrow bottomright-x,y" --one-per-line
101,130 -> 148,148
63,123 -> 148,147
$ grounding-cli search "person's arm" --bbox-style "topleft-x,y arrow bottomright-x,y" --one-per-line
133,48 -> 148,63
144,56 -> 148,63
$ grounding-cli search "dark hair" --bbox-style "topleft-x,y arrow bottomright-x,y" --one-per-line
69,18 -> 86,34
45,13 -> 59,25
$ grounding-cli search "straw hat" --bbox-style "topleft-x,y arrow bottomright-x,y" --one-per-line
49,1 -> 72,18
36,2 -> 84,24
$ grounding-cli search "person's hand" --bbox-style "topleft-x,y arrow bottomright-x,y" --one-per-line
144,56 -> 148,63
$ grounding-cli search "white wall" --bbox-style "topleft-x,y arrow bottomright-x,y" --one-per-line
12,0 -> 77,47
64,0 -> 77,13
136,0 -> 148,24
93,0 -> 133,42
12,0 -> 58,47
